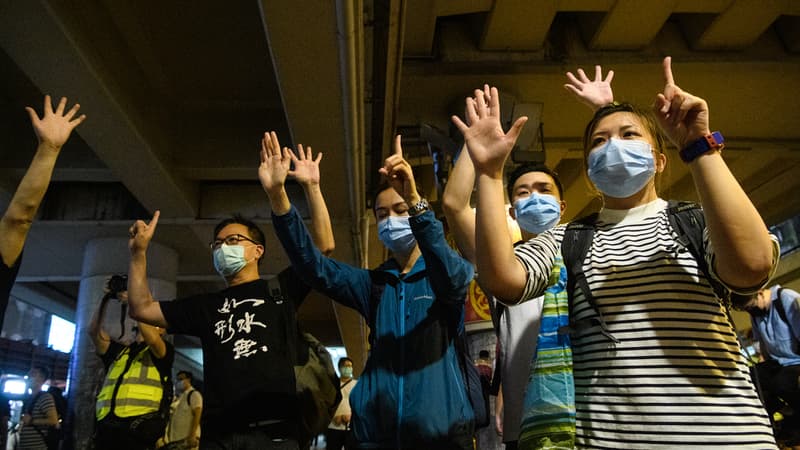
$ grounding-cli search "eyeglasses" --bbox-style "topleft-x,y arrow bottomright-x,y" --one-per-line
209,234 -> 260,250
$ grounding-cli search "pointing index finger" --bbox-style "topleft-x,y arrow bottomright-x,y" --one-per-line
393,135 -> 403,158
150,210 -> 161,228
662,56 -> 675,86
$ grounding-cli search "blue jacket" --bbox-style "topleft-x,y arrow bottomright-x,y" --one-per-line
751,285 -> 800,366
273,207 -> 475,448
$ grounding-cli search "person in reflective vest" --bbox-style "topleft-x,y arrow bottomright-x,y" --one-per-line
90,283 -> 174,450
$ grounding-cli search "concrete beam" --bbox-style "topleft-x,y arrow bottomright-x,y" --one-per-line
0,1 -> 198,218
684,0 -> 782,50
481,0 -> 557,51
589,0 -> 675,50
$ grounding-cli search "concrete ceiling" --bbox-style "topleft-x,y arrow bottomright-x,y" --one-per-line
1,0 -> 800,377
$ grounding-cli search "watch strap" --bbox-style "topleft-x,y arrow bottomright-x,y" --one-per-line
408,198 -> 430,216
679,131 -> 724,163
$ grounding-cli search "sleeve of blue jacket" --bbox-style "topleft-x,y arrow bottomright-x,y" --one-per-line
272,206 -> 372,318
409,210 -> 474,306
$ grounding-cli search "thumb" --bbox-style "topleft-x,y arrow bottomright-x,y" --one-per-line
506,116 -> 528,142
451,115 -> 469,135
25,107 -> 39,125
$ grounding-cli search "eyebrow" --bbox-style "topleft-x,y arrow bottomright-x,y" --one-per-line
515,181 -> 553,192
592,123 -> 639,138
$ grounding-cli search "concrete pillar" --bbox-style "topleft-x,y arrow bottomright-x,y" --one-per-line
66,238 -> 177,450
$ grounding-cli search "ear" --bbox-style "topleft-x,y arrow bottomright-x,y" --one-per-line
255,244 -> 265,260
508,204 -> 516,220
655,151 -> 667,173
559,200 -> 567,215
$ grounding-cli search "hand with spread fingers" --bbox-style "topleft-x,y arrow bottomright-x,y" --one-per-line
288,143 -> 323,188
258,131 -> 292,194
128,211 -> 160,255
653,56 -> 711,150
451,84 -> 528,177
378,135 -> 420,205
25,95 -> 87,152
564,65 -> 615,112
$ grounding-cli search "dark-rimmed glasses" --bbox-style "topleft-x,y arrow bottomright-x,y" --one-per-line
209,234 -> 259,250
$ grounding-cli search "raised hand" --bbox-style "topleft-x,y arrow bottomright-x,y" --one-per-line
128,210 -> 160,254
654,56 -> 710,150
451,85 -> 527,177
258,131 -> 292,193
564,65 -> 614,111
378,135 -> 419,204
25,95 -> 86,151
288,144 -> 322,187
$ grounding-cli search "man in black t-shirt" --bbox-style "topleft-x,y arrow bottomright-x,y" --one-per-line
0,95 -> 86,326
126,136 -> 334,450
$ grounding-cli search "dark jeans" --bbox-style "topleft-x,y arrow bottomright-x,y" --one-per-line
95,415 -> 164,450
324,428 -> 349,450
756,360 -> 800,444
200,428 -> 299,450
756,361 -> 800,416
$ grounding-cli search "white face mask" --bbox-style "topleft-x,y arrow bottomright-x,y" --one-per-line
513,192 -> 561,234
212,244 -> 248,277
377,216 -> 417,255
587,138 -> 655,198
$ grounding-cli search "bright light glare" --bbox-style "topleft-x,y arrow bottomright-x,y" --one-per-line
3,379 -> 26,395
48,315 -> 76,353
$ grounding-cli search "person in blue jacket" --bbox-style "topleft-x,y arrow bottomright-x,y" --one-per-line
261,132 -> 476,450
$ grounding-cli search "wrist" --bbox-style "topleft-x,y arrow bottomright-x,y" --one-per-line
406,193 -> 421,207
679,131 -> 724,163
37,142 -> 62,153
407,198 -> 430,216
266,186 -> 289,204
301,182 -> 322,194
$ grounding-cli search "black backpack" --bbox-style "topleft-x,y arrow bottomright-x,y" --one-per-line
561,200 -> 739,341
267,280 -> 341,446
455,334 -> 490,429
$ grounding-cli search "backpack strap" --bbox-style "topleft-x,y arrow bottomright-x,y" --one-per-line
561,213 -> 619,343
665,200 -> 733,306
773,288 -> 800,346
774,288 -> 787,321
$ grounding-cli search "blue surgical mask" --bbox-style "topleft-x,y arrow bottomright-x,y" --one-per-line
340,367 -> 353,378
514,192 -> 561,234
213,244 -> 248,278
587,138 -> 655,198
377,216 -> 417,255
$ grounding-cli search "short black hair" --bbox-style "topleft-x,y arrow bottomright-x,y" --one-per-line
338,357 -> 353,369
31,365 -> 50,381
506,163 -> 563,201
213,214 -> 266,263
371,179 -> 393,213
177,370 -> 193,381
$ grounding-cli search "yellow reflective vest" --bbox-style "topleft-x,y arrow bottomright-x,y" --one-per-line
96,344 -> 165,420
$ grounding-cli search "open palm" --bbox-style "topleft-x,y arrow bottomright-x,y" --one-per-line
452,85 -> 527,175
258,131 -> 291,192
288,144 -> 322,186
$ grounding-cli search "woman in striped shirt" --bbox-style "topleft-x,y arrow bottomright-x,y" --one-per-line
452,57 -> 779,449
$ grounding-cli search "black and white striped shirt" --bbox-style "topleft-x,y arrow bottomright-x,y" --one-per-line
514,199 -> 778,449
